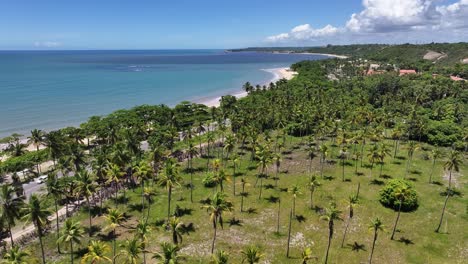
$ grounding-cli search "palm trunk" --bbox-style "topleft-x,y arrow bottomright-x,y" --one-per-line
38,227 -> 46,264
55,199 -> 61,253
190,158 -> 194,203
429,159 -> 435,183
342,159 -> 345,182
258,177 -> 263,199
341,217 -> 351,248
448,170 -> 452,189
391,202 -> 402,240
70,240 -> 74,264
211,222 -> 217,254
286,209 -> 292,258
167,187 -> 172,220
240,184 -> 245,212
324,221 -> 333,264
276,199 -> 281,233
368,230 -> 378,264
233,162 -> 236,196
8,222 -> 13,245
112,229 -> 116,264
435,191 -> 450,233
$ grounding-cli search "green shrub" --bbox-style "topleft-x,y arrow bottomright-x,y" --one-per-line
379,179 -> 418,212
0,149 -> 49,173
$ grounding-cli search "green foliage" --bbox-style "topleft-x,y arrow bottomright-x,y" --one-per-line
379,179 -> 419,212
0,149 -> 49,173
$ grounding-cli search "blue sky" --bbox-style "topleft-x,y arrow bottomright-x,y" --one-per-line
0,0 -> 466,49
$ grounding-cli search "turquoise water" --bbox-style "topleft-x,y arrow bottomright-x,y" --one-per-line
0,50 -> 325,137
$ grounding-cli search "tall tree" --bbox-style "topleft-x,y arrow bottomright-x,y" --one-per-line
321,204 -> 342,264
152,242 -> 182,264
1,245 -> 32,264
341,195 -> 358,248
368,217 -> 384,264
46,173 -> 64,253
0,184 -> 24,245
28,129 -> 45,173
21,194 -> 51,264
202,192 -> 233,253
444,150 -> 461,189
57,219 -> 84,264
429,148 -> 443,184
103,208 -> 125,264
134,220 -> 151,264
390,187 -> 410,240
158,159 -> 182,220
81,241 -> 112,264
74,169 -> 98,236
307,176 -> 321,209
435,188 -> 454,233
116,238 -> 144,264
241,245 -> 263,264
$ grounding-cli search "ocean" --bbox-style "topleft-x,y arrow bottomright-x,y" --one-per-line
0,50 -> 326,137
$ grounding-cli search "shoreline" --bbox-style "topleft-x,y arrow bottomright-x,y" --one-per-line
198,67 -> 297,107
295,52 -> 348,59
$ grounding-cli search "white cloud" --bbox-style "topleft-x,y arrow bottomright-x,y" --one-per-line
34,41 -> 62,48
266,24 -> 339,42
265,0 -> 468,44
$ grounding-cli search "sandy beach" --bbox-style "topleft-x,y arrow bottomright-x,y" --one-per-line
200,67 -> 297,107
298,52 -> 348,59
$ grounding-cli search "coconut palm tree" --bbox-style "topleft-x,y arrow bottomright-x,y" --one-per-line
255,144 -> 271,198
338,146 -> 348,181
241,245 -> 263,264
103,208 -> 125,264
105,163 -> 125,199
57,219 -> 84,264
240,178 -> 248,212
202,192 -> 233,253
116,238 -> 144,264
231,154 -> 239,196
301,247 -> 314,264
321,204 -> 342,264
377,143 -> 391,177
142,187 -> 156,222
213,169 -> 229,192
28,129 -> 45,173
368,217 -> 384,264
152,242 -> 183,264
210,250 -> 229,264
444,150 -> 461,189
0,184 -> 24,245
186,142 -> 199,202
46,173 -> 63,252
1,246 -> 32,264
272,153 -> 282,187
223,134 -> 236,162
307,176 -> 320,209
158,159 -> 182,220
74,169 -> 98,236
404,141 -> 419,178
21,194 -> 51,264
133,161 -> 153,207
435,188 -> 454,233
341,195 -> 358,248
81,241 -> 112,264
367,144 -> 380,178
168,216 -> 184,244
390,187 -> 410,240
429,148 -> 443,183
134,220 -> 152,264
288,185 -> 301,216
319,144 -> 329,178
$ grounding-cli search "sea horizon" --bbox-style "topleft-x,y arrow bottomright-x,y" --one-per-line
0,50 -> 327,138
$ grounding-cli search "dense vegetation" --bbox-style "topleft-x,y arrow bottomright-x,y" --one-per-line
0,46 -> 466,263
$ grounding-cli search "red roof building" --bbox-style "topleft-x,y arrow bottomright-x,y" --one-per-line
399,69 -> 417,76
450,76 -> 466,81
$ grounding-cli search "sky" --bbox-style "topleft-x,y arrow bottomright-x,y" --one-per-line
0,0 -> 467,50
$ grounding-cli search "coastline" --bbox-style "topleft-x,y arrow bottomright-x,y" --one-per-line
199,67 -> 297,107
296,52 -> 348,59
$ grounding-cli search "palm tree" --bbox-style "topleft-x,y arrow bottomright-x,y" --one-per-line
46,173 -> 63,252
57,219 -> 84,264
301,247 -> 314,264
133,161 -> 153,207
223,134 -> 236,162
338,146 -> 348,182
307,176 -> 320,209
213,169 -> 229,192
1,246 -> 32,264
186,142 -> 199,202
272,153 -> 282,187
211,250 -> 229,264
158,159 -> 182,220
74,169 -> 98,236
21,194 -> 51,264
28,129 -> 45,173
367,144 -> 380,178
134,220 -> 151,264
231,154 -> 239,196
341,195 -> 358,248
390,187 -> 410,240
116,238 -> 144,264
103,208 -> 125,264
240,178 -> 248,212
444,150 -> 461,189
255,144 -> 271,199
168,216 -> 184,244
368,217 -> 384,264
241,245 -> 263,264
377,143 -> 391,177
81,241 -> 112,264
435,188 -> 454,233
142,187 -> 156,222
288,185 -> 301,216
429,148 -> 443,183
152,242 -> 183,264
0,184 -> 24,245
321,204 -> 342,264
404,141 -> 419,178
202,192 -> 233,253
105,163 -> 125,199
319,144 -> 329,178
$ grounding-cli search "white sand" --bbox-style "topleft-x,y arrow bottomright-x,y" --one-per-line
298,52 -> 348,59
201,67 -> 297,107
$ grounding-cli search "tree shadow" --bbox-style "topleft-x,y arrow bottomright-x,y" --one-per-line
228,217 -> 243,227
247,165 -> 257,171
280,169 -> 289,174
324,175 -> 335,181
396,156 -> 406,160
295,215 -> 306,223
180,223 -> 195,235
408,178 -> 418,182
350,242 -> 366,252
344,178 -> 352,182
128,203 -> 144,213
380,174 -> 392,179
264,184 -> 275,190
174,205 -> 193,217
355,172 -> 364,176
111,195 -> 129,205
439,188 -> 462,197
431,181 -> 443,186
97,230 -> 116,242
398,237 -> 414,245
281,150 -> 292,155
265,195 -> 279,203
410,170 -> 421,175
234,172 -> 244,177
199,198 -> 211,205
90,205 -> 109,217
370,179 -> 385,185
246,208 -> 257,214
279,188 -> 289,193
84,225 -> 102,237
392,161 -> 402,165
313,206 -> 324,214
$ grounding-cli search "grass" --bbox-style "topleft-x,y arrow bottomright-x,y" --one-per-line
22,136 -> 467,263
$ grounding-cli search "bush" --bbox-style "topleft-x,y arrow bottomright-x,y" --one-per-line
379,179 -> 418,212
0,149 -> 49,173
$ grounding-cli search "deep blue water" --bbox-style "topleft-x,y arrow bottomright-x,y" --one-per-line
0,50 -> 325,137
